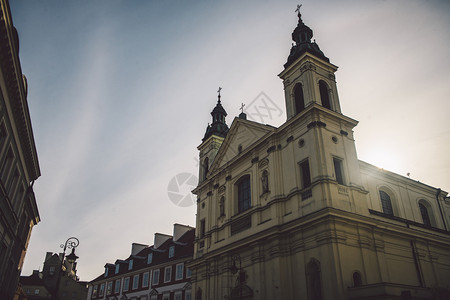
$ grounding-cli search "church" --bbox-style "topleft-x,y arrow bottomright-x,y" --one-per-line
190,9 -> 450,300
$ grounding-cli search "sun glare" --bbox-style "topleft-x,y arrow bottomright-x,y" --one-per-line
364,148 -> 403,174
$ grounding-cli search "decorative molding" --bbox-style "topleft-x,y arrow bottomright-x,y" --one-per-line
258,158 -> 269,168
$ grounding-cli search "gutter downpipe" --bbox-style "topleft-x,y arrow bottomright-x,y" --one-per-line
435,188 -> 447,231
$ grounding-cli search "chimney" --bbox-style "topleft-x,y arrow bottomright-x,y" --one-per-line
44,252 -> 52,262
173,224 -> 192,242
131,243 -> 148,256
154,233 -> 172,249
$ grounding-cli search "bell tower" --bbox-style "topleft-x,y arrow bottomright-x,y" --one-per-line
198,88 -> 229,183
280,6 -> 342,120
279,7 -> 368,215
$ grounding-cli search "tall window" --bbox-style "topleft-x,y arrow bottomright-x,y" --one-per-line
319,80 -> 331,109
306,259 -> 322,300
299,159 -> 311,189
380,191 -> 393,216
92,285 -> 98,297
114,279 -> 121,294
164,266 -> 172,283
199,219 -> 205,238
115,264 -> 120,274
142,272 -> 150,288
132,274 -> 139,290
123,277 -> 130,292
333,158 -> 344,185
128,259 -> 133,270
153,269 -> 160,285
169,246 -> 175,258
203,157 -> 209,180
176,263 -> 184,280
106,281 -> 112,295
237,175 -> 251,213
419,203 -> 432,227
99,283 -> 105,297
294,83 -> 305,114
147,253 -> 153,264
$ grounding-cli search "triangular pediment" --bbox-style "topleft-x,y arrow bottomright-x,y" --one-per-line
210,118 -> 274,172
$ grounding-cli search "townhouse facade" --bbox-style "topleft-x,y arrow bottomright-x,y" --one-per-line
88,224 -> 194,300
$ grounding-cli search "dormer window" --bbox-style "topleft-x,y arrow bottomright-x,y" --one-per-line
104,267 -> 108,277
147,253 -> 153,264
169,246 -> 175,258
128,260 -> 133,270
115,264 -> 120,274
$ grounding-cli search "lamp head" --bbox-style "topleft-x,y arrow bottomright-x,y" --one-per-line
66,247 -> 79,264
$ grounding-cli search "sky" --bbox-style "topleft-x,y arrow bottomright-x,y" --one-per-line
9,0 -> 450,281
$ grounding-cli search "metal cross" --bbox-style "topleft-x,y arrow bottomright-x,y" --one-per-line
217,87 -> 222,97
240,103 -> 245,113
295,4 -> 302,14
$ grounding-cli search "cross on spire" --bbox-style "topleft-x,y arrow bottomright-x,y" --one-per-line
295,4 -> 302,15
217,87 -> 222,103
240,103 -> 245,113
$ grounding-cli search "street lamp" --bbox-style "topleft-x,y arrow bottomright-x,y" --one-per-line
230,254 -> 244,300
53,237 -> 79,300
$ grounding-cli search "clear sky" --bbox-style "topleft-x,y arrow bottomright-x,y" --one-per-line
10,0 -> 450,281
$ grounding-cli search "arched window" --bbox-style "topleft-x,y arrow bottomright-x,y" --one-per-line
203,157 -> 209,180
379,190 -> 393,216
306,259 -> 322,300
418,200 -> 435,227
294,83 -> 305,114
319,80 -> 331,109
353,272 -> 362,287
237,175 -> 251,213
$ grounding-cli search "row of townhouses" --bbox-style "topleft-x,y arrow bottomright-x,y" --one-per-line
88,224 -> 194,300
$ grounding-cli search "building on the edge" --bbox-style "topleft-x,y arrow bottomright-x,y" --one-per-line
19,251 -> 88,300
190,10 -> 450,300
88,224 -> 194,300
0,0 -> 41,299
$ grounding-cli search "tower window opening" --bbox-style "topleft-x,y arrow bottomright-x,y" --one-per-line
353,272 -> 362,287
294,83 -> 305,115
299,159 -> 311,189
319,80 -> 331,109
379,191 -> 394,216
333,158 -> 345,185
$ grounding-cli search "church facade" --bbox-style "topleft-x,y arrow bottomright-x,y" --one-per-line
190,10 -> 450,300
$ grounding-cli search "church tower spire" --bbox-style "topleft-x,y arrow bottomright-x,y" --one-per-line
203,87 -> 229,142
279,6 -> 342,120
198,88 -> 229,183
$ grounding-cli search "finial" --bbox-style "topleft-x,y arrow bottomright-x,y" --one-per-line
240,103 -> 245,113
217,87 -> 222,103
295,4 -> 302,20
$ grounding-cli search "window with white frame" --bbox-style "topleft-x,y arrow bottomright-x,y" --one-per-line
123,277 -> 130,292
147,253 -> 153,264
169,246 -> 175,258
174,291 -> 182,300
115,264 -> 120,274
132,274 -> 139,290
92,285 -> 98,297
152,269 -> 160,285
99,283 -> 105,297
128,259 -> 133,270
185,290 -> 192,300
176,263 -> 184,280
106,281 -> 112,295
186,267 -> 192,278
164,266 -> 172,283
104,267 -> 108,277
142,272 -> 150,288
114,279 -> 121,294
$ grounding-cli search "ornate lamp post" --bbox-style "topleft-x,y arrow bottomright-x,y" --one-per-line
53,237 -> 79,300
230,254 -> 244,300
